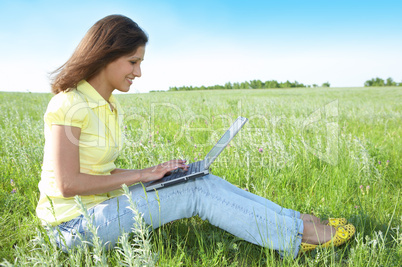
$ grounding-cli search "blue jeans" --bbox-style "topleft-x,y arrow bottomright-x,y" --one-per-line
52,174 -> 304,258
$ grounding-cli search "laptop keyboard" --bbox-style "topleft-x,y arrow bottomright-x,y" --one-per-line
165,160 -> 204,181
189,160 -> 203,173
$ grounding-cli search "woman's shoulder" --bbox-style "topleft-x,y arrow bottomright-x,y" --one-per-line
47,89 -> 88,112
45,89 -> 90,127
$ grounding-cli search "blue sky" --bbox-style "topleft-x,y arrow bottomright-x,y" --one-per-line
0,0 -> 401,93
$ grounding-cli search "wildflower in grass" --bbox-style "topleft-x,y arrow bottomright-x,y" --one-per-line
124,125 -> 127,130
258,148 -> 263,153
194,157 -> 197,161
386,160 -> 390,166
194,144 -> 197,148
360,185 -> 365,195
378,160 -> 381,165
360,185 -> 370,195
354,205 -> 359,209
10,179 -> 17,193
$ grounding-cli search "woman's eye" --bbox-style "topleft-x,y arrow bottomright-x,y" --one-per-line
130,61 -> 137,65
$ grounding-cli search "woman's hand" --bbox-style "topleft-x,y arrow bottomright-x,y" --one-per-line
140,159 -> 189,182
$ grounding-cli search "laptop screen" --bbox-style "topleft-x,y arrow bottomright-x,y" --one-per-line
204,117 -> 248,169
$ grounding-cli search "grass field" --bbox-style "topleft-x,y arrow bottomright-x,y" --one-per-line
0,87 -> 401,266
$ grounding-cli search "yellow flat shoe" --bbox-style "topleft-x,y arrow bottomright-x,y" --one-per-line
327,218 -> 347,227
321,224 -> 355,248
300,242 -> 317,253
299,224 -> 355,254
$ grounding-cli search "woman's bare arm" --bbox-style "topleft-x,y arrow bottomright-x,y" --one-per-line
52,125 -> 187,197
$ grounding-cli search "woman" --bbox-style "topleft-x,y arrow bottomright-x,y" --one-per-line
36,14 -> 354,259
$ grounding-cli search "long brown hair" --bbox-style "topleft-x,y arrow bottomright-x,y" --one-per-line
51,15 -> 148,94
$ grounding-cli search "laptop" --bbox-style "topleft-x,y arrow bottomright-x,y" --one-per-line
145,116 -> 248,191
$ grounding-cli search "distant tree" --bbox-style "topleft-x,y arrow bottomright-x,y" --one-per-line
240,81 -> 250,89
224,82 -> 232,89
322,82 -> 330,87
249,80 -> 262,89
264,80 -> 280,88
293,81 -> 306,88
312,84 -> 318,88
364,79 -> 373,87
386,77 -> 397,86
280,80 -> 292,88
374,77 -> 385,86
365,77 -> 385,87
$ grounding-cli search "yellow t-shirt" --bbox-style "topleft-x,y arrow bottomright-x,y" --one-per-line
36,80 -> 125,226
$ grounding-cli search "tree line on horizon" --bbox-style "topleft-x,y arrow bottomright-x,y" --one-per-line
167,80 -> 330,91
153,77 -> 401,92
364,77 -> 402,87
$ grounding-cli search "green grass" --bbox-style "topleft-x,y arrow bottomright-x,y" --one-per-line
0,87 -> 401,266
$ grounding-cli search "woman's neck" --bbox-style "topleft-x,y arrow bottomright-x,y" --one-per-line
86,75 -> 113,101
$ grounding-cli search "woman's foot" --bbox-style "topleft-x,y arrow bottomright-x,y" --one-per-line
302,221 -> 336,245
299,219 -> 356,254
301,213 -> 323,225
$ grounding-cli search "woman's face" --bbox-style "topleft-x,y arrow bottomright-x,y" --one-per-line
102,46 -> 146,93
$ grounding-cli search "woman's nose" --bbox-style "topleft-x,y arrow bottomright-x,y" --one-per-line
133,65 -> 141,77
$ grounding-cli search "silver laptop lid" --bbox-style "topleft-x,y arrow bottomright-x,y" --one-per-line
203,116 -> 248,169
